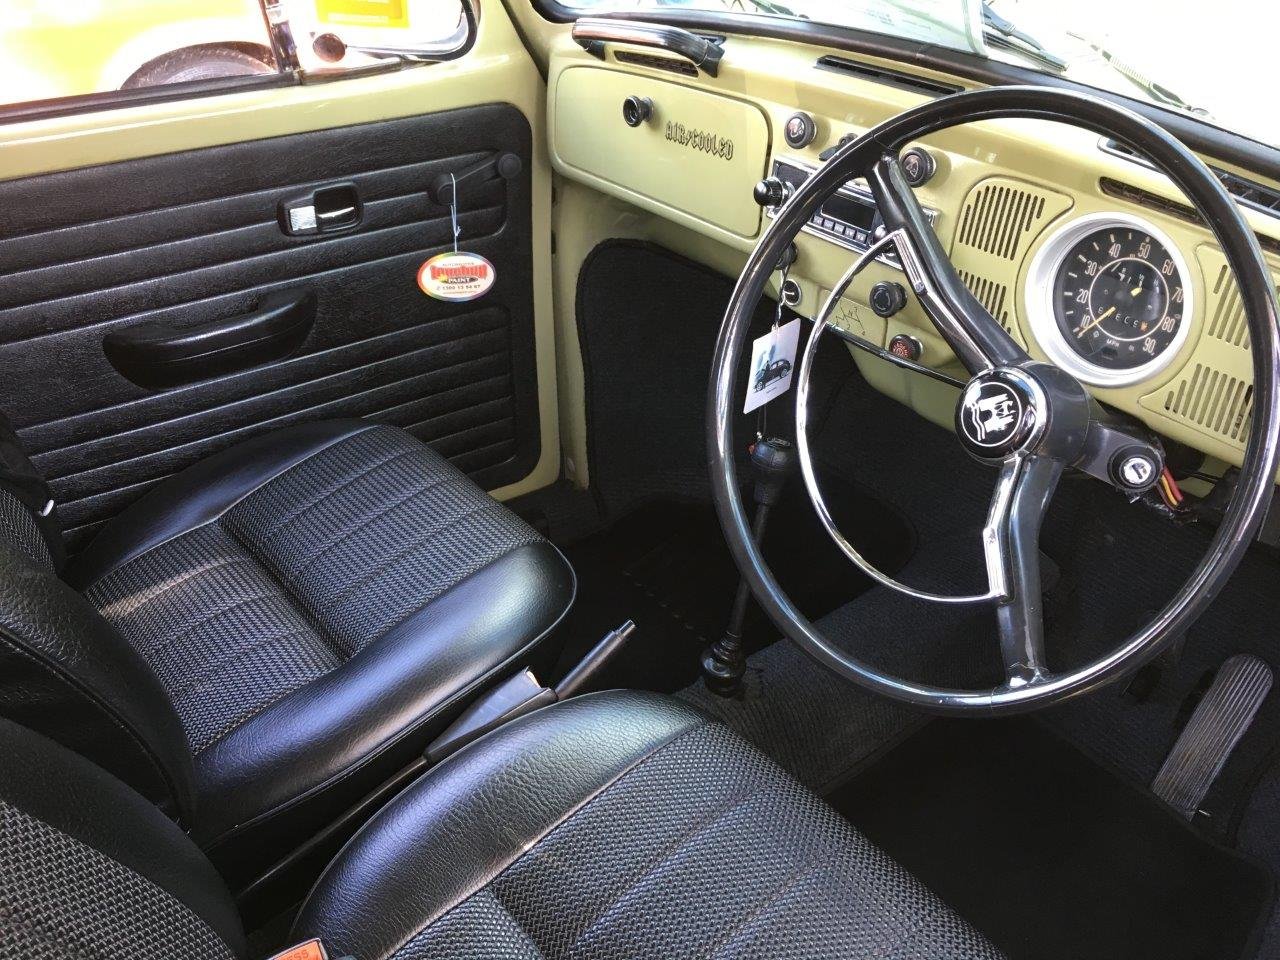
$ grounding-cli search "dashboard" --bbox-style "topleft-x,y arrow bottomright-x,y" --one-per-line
545,29 -> 1280,476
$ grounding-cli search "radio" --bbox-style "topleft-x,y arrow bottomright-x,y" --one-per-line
754,158 -> 937,266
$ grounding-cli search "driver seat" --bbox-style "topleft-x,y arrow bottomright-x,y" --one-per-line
0,691 -> 1004,960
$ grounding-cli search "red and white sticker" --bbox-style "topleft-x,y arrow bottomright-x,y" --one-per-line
417,252 -> 495,302
266,938 -> 328,960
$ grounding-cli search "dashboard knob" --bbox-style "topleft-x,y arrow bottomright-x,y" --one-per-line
870,281 -> 908,318
622,95 -> 652,127
753,177 -> 790,207
900,147 -> 937,187
784,112 -> 817,149
888,334 -> 923,362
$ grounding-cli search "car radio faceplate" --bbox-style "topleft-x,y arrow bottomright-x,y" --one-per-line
765,158 -> 937,267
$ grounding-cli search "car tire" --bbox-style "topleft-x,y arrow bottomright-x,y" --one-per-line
122,45 -> 274,89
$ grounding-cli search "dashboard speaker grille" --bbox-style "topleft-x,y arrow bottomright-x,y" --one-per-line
1207,264 -> 1251,350
1160,363 -> 1254,443
957,269 -> 1012,334
956,182 -> 1048,261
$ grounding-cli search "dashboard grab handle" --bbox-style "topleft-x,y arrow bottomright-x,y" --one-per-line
571,17 -> 723,77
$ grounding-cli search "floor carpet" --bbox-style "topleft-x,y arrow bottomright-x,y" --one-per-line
828,718 -> 1274,960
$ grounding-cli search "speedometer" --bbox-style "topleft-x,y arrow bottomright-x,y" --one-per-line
1026,213 -> 1193,387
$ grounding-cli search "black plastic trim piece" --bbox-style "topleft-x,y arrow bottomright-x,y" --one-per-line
536,4 -> 1280,182
103,289 -> 318,390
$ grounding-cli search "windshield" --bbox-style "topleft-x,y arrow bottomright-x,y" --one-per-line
565,0 -> 1280,150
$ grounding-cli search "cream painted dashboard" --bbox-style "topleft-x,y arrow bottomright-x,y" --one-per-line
546,31 -> 1280,477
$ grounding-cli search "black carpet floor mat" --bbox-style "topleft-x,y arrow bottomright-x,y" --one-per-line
828,719 -> 1274,960
550,490 -> 910,694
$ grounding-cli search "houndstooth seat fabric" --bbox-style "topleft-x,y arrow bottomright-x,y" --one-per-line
0,695 -> 1003,960
294,691 -> 1006,960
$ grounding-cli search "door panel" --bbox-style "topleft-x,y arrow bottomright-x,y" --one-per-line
0,105 -> 540,550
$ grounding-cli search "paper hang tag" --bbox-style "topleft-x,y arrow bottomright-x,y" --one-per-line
744,317 -> 801,414
265,939 -> 328,960
417,251 -> 496,302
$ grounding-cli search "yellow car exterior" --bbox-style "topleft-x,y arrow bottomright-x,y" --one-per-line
0,0 -> 273,103
0,0 -> 459,109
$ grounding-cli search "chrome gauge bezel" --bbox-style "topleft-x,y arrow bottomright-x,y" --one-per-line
1024,211 -> 1194,388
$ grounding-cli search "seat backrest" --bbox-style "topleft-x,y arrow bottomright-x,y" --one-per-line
0,417 -> 195,822
0,543 -> 196,821
0,716 -> 245,959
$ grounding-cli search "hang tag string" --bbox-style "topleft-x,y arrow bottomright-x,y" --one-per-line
757,259 -> 790,439
449,173 -> 461,254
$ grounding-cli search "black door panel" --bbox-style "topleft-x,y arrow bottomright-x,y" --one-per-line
0,104 -> 539,550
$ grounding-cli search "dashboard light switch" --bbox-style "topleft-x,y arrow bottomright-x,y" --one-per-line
900,147 -> 937,187
888,334 -> 923,362
784,112 -> 817,148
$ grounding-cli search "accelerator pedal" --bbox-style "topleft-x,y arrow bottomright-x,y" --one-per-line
1151,654 -> 1273,819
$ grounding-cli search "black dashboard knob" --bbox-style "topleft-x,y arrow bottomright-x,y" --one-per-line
888,334 -> 923,362
870,281 -> 908,318
900,147 -> 937,186
622,95 -> 652,127
753,177 -> 790,207
784,112 -> 817,148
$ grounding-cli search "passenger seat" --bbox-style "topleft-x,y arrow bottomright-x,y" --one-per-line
0,418 -> 574,882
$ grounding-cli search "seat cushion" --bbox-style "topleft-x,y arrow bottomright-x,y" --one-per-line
293,691 -> 1003,960
68,420 -> 574,868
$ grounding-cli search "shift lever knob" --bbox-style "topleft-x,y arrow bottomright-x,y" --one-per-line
750,437 -> 796,508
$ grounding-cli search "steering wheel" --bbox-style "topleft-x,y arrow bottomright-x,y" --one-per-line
709,86 -> 1280,713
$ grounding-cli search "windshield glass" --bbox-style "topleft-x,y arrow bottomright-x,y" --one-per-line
565,0 -> 1279,150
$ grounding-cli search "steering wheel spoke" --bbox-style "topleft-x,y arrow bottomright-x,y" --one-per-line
986,455 -> 1063,688
867,154 -> 1030,374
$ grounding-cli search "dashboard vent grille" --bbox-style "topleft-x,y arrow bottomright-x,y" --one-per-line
1207,264 -> 1251,350
958,269 -> 1012,333
1103,138 -> 1280,219
956,183 -> 1048,261
1099,177 -> 1280,257
613,50 -> 698,77
815,56 -> 961,97
1161,363 -> 1254,443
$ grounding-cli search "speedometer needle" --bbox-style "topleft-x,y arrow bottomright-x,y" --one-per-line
1077,305 -> 1116,338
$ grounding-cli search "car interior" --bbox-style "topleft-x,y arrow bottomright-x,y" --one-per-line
2,1 -> 1280,958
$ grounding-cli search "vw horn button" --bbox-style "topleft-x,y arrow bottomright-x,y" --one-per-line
955,370 -> 1043,460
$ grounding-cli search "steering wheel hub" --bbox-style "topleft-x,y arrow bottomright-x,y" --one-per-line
955,368 -> 1046,461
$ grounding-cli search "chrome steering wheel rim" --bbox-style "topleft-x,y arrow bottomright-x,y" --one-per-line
708,86 -> 1280,714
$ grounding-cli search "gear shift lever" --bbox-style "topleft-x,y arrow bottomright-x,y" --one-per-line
702,437 -> 796,696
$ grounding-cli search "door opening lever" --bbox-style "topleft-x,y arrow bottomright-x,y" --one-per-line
279,182 -> 362,237
430,152 -> 523,207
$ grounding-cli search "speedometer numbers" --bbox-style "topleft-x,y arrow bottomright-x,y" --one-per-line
1053,228 -> 1185,371
1026,213 -> 1192,387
